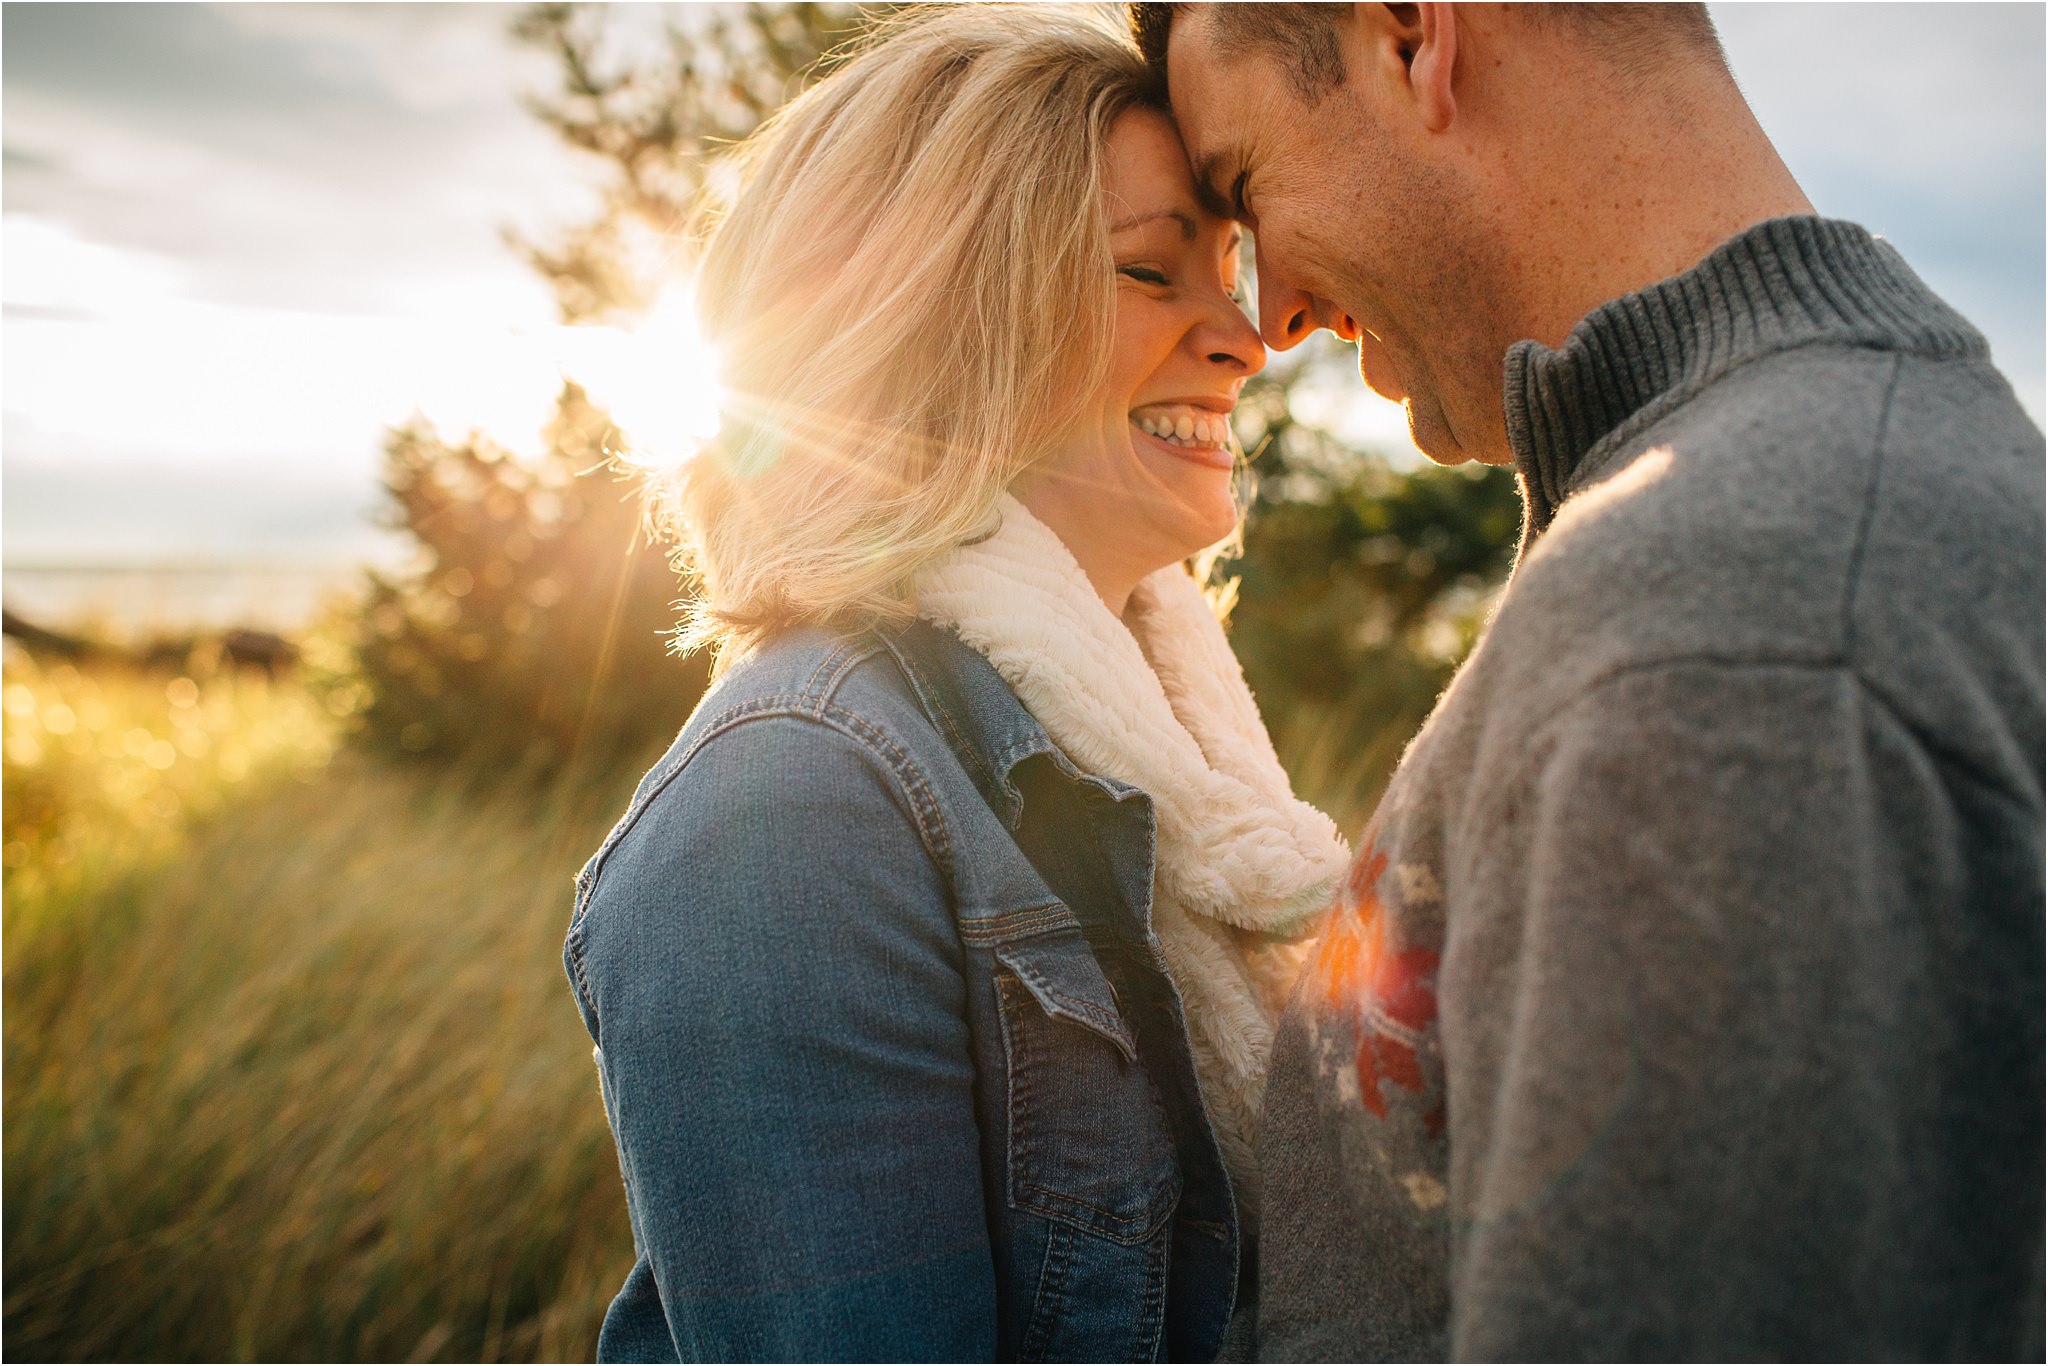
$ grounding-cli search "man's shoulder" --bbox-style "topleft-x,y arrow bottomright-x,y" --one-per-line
1514,343 -> 2039,661
1474,342 -> 2043,792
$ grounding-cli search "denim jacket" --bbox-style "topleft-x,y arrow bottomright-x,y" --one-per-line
564,621 -> 1242,1362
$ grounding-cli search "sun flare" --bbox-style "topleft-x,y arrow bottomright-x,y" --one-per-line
555,286 -> 726,469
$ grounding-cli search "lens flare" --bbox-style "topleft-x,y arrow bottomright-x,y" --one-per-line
555,286 -> 725,468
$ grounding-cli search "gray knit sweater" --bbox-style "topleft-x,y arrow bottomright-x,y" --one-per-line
1256,217 -> 2045,1361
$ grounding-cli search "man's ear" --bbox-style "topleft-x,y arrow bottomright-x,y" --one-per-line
1365,3 -> 1458,133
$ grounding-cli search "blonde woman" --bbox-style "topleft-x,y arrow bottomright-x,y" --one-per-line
564,8 -> 1348,1360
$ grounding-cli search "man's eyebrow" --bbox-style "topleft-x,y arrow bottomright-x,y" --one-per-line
1109,208 -> 1199,241
1190,152 -> 1237,219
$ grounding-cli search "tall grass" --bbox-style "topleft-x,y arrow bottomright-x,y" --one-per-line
1,641 -> 1414,1362
4,650 -> 638,1361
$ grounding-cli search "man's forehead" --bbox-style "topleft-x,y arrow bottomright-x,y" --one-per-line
1162,4 -> 1237,120
1161,10 -> 1247,210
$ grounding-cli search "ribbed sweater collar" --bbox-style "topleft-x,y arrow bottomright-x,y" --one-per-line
1504,215 -> 1986,547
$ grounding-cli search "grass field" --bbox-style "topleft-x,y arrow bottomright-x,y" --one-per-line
1,640 -> 1400,1362
4,648 -> 641,1361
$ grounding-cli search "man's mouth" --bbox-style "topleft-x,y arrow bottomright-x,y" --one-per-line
1129,402 -> 1235,470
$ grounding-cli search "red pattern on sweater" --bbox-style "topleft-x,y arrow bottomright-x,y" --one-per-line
1310,837 -> 1441,1120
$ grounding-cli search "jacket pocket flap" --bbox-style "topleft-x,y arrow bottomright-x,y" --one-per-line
995,936 -> 1135,1061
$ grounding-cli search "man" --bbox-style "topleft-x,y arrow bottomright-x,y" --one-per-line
1136,4 -> 2044,1359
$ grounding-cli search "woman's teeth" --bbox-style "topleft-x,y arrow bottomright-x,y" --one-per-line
1132,406 -> 1231,449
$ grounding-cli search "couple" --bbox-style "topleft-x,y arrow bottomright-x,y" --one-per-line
564,5 -> 2044,1361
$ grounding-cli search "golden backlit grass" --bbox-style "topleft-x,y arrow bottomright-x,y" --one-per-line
1,644 -> 1401,1362
4,650 -> 637,1362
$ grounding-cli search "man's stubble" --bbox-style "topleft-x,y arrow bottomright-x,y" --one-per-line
1329,93 -> 1522,467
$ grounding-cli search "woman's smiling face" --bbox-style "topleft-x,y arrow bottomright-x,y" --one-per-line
1018,106 -> 1265,614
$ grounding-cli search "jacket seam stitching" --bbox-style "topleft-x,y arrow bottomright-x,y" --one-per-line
811,638 -> 880,704
798,639 -> 861,701
578,692 -> 950,897
1021,1223 -> 1068,1361
825,707 -> 953,873
957,903 -> 1079,945
564,925 -> 595,1011
879,630 -> 1010,806
1134,1220 -> 1170,1359
1012,1179 -> 1178,1238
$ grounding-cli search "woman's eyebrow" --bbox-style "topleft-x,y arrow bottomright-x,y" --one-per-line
1109,208 -> 1198,240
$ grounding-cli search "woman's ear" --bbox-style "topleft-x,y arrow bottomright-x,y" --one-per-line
1369,3 -> 1458,133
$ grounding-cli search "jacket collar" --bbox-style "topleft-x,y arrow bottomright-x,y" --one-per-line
878,619 -> 1159,946
875,619 -> 1120,828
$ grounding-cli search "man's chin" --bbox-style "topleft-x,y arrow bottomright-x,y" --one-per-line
1357,340 -> 1514,466
1411,408 -> 1518,468
1402,396 -> 1492,468
1355,339 -> 1407,406
1405,403 -> 1468,466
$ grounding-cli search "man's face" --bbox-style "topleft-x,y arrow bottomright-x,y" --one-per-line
1165,10 -> 1517,466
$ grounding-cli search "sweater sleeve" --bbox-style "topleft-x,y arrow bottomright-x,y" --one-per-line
569,713 -> 997,1362
1445,658 -> 2044,1360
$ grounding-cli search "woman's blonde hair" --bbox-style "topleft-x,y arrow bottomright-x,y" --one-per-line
657,4 -> 1157,668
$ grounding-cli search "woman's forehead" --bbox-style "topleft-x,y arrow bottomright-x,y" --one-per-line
1104,109 -> 1231,238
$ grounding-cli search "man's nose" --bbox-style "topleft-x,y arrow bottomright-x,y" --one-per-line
1256,253 -> 1361,351
1257,258 -> 1318,352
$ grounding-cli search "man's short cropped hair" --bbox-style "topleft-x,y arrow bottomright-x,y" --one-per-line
1129,3 -> 1727,104
1131,2 -> 1344,104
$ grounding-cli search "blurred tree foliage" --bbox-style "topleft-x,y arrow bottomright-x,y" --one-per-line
345,384 -> 706,777
349,0 -> 1519,799
508,2 -> 868,324
1227,377 -> 1519,816
342,5 -> 863,775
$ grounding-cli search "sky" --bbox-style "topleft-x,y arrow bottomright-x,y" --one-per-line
3,1 -> 2044,571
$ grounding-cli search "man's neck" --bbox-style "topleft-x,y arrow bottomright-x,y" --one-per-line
1503,73 -> 1815,353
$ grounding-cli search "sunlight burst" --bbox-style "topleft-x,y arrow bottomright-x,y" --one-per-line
556,287 -> 726,469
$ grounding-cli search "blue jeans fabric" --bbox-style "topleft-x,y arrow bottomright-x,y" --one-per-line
564,623 -> 1241,1362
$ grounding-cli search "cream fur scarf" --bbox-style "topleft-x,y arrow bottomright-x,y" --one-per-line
915,494 -> 1351,1221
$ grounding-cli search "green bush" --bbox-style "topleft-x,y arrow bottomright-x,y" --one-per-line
341,382 -> 707,780
1223,372 -> 1521,824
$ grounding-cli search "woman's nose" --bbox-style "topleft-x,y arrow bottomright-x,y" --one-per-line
1197,286 -> 1268,377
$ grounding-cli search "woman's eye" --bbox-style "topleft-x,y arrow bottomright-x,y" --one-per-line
1118,265 -> 1170,287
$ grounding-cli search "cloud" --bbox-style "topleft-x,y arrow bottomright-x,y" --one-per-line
3,214 -> 190,317
206,3 -> 550,113
1713,3 -> 2043,190
1,2 -> 601,321
1,445 -> 398,567
2,143 -> 61,174
1709,2 -> 2045,413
